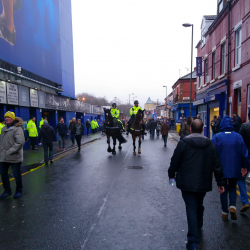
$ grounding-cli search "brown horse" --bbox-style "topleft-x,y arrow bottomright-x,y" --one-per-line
104,109 -> 126,155
129,109 -> 144,155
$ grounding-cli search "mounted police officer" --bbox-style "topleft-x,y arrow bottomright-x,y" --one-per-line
126,100 -> 146,135
111,103 -> 125,132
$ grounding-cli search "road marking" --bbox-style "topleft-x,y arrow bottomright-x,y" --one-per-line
236,190 -> 250,203
0,141 -> 96,186
122,144 -> 132,165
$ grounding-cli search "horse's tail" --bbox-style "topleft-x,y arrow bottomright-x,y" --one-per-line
117,134 -> 127,144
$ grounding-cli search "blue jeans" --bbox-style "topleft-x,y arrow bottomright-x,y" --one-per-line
43,142 -> 53,164
71,133 -> 75,144
58,135 -> 65,148
162,135 -> 168,145
238,176 -> 249,205
0,162 -> 22,193
220,178 -> 237,213
182,191 -> 206,244
150,129 -> 155,139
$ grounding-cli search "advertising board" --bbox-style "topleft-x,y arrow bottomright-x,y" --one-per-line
0,0 -> 61,84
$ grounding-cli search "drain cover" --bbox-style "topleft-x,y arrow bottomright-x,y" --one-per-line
125,166 -> 143,169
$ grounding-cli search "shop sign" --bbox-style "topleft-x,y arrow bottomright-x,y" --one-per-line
183,97 -> 190,100
193,99 -> 205,106
196,57 -> 202,76
30,89 -> 39,107
0,81 -> 7,104
38,91 -> 45,109
7,82 -> 18,105
18,85 -> 30,107
168,100 -> 172,107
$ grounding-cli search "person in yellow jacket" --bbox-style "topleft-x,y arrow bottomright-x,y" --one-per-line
110,103 -> 125,132
126,100 -> 146,135
95,119 -> 99,133
0,118 -> 5,134
91,119 -> 96,134
27,117 -> 38,150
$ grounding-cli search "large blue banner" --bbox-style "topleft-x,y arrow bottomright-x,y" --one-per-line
0,0 -> 61,84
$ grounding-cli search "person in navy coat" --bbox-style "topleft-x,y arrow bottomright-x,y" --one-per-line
212,115 -> 248,221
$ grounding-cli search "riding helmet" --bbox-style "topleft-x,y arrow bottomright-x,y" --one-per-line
134,100 -> 139,104
112,103 -> 117,107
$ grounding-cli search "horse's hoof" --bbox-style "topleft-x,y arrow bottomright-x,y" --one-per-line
107,148 -> 112,153
133,152 -> 136,156
138,151 -> 141,154
112,151 -> 116,155
118,147 -> 122,150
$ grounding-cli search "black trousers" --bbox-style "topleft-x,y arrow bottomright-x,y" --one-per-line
75,134 -> 82,149
43,142 -> 53,164
0,162 -> 22,193
30,137 -> 36,149
181,190 -> 206,244
86,127 -> 90,135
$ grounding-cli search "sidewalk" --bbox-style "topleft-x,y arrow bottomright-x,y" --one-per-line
21,132 -> 105,173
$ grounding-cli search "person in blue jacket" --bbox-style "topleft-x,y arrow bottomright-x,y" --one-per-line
212,115 -> 248,221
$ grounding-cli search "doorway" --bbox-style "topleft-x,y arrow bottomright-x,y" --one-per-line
209,107 -> 219,139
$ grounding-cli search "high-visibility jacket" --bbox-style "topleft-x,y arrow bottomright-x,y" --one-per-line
130,106 -> 143,116
39,118 -> 44,129
111,108 -> 120,119
91,120 -> 95,129
27,120 -> 38,137
95,119 -> 99,128
0,123 -> 5,134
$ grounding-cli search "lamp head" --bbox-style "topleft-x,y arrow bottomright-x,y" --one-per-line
182,23 -> 192,27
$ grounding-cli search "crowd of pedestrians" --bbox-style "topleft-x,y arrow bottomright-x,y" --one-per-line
168,113 -> 249,250
0,110 -> 104,200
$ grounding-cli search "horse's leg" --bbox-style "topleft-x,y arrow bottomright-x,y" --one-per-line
112,136 -> 116,155
133,135 -> 136,156
138,135 -> 141,154
118,141 -> 122,150
107,135 -> 112,153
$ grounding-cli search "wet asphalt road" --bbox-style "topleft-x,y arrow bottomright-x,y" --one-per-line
0,135 -> 250,250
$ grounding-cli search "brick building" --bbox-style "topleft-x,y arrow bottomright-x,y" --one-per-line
171,71 -> 196,122
195,0 -> 250,138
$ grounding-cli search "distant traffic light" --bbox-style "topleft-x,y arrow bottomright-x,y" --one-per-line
82,98 -> 85,101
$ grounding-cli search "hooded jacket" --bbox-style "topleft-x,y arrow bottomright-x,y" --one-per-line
0,117 -> 25,163
233,115 -> 242,132
168,133 -> 224,192
212,115 -> 249,178
38,124 -> 55,144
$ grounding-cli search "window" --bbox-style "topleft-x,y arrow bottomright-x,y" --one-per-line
221,43 -> 226,74
212,52 -> 216,79
198,104 -> 207,128
235,27 -> 242,66
218,1 -> 223,13
204,59 -> 208,84
247,86 -> 250,118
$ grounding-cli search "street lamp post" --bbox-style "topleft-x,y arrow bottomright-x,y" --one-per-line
133,96 -> 137,103
129,93 -> 134,106
182,23 -> 193,118
114,97 -> 117,103
163,86 -> 167,100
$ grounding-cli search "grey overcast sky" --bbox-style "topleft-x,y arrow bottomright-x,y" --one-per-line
72,0 -> 217,106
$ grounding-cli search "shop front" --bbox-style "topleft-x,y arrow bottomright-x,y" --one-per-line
171,103 -> 196,122
194,80 -> 227,138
